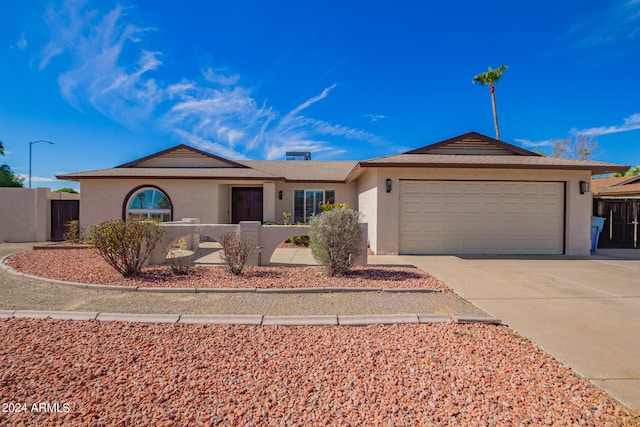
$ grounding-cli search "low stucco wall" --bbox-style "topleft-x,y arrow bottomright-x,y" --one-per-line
149,220 -> 368,267
0,188 -> 80,243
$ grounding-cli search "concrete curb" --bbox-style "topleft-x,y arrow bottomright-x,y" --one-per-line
179,315 -> 263,325
452,314 -> 502,325
263,315 -> 338,325
339,314 -> 420,325
0,310 -> 503,326
0,255 -> 442,295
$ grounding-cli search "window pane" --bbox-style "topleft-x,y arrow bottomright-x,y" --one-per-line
306,190 -> 323,221
293,190 -> 304,223
325,190 -> 335,204
127,188 -> 172,222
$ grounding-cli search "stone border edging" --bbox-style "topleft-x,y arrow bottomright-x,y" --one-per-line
0,253 -> 441,294
0,310 -> 502,326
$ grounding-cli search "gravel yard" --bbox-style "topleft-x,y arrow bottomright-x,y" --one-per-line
5,249 -> 449,291
1,318 -> 637,426
2,244 -> 638,424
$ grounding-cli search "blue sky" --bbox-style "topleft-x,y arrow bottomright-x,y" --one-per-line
1,0 -> 639,190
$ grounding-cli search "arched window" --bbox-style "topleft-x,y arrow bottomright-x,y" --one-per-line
125,187 -> 172,222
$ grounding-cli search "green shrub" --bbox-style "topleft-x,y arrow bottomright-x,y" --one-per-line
89,218 -> 164,277
309,208 -> 362,277
219,231 -> 255,275
320,202 -> 348,212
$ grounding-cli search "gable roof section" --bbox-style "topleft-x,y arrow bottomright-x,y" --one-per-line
404,131 -> 538,156
116,144 -> 249,168
592,176 -> 640,196
357,131 -> 628,176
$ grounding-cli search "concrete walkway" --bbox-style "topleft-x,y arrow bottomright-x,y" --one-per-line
401,249 -> 640,411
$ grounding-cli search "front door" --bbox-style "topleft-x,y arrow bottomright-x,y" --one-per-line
232,187 -> 263,223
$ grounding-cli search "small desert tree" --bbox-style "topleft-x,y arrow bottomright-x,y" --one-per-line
550,133 -> 598,160
219,231 -> 255,275
89,218 -> 164,276
309,208 -> 362,277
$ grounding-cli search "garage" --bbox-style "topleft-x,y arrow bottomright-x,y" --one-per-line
399,180 -> 565,255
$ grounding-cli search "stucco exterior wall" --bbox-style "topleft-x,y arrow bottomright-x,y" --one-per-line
0,188 -> 79,242
79,179 -> 222,228
357,169 -> 379,252
368,167 -> 593,256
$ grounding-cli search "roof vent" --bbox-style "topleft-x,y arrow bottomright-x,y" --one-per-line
286,151 -> 311,160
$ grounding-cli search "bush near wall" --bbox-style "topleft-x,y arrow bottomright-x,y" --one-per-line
309,208 -> 362,277
89,218 -> 164,277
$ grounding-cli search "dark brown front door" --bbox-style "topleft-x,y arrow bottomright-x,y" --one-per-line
51,200 -> 80,241
232,187 -> 263,223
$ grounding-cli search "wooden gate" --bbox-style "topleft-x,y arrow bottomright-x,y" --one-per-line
51,200 -> 80,241
593,199 -> 640,248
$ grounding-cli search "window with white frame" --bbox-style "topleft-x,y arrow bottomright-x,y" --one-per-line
126,188 -> 172,222
293,189 -> 335,223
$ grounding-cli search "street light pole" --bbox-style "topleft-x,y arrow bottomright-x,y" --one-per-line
29,140 -> 55,189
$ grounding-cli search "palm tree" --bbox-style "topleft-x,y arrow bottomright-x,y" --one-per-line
473,65 -> 508,140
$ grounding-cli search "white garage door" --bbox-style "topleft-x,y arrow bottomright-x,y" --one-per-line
399,181 -> 565,254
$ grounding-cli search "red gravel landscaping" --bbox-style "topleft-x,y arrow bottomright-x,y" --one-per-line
1,318 -> 637,426
5,249 -> 450,291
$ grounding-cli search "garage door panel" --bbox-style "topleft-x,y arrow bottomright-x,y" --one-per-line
399,180 -> 564,255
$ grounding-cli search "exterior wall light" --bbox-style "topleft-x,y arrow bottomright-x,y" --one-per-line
278,190 -> 283,200
579,181 -> 590,195
386,178 -> 392,193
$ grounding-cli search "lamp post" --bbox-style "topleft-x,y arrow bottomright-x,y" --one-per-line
29,140 -> 55,189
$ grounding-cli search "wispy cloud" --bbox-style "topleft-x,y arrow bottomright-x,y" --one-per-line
363,113 -> 389,122
574,113 -> 640,137
514,138 -> 553,148
566,1 -> 640,51
516,113 -> 640,148
37,2 -> 384,160
15,32 -> 27,50
17,174 -> 58,183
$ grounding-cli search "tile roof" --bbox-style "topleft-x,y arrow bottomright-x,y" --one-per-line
240,160 -> 358,182
56,167 -> 283,181
57,161 -> 359,182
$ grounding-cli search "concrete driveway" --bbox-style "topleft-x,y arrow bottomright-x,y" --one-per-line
400,249 -> 640,411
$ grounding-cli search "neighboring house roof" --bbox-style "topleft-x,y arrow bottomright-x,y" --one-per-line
56,131 -> 629,182
592,176 -> 640,197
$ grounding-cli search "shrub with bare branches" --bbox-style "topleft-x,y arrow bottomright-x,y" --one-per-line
219,231 -> 255,275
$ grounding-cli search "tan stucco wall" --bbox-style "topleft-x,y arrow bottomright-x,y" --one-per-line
0,188 -> 79,242
367,167 -> 593,256
272,182 -> 358,224
357,169 -> 378,251
79,179 -> 222,228
78,180 -> 360,229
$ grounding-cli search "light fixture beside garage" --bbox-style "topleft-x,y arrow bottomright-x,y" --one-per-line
386,178 -> 393,193
579,181 -> 590,195
278,190 -> 283,200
